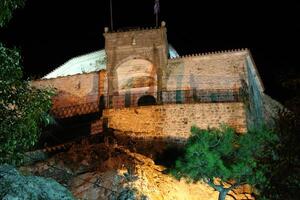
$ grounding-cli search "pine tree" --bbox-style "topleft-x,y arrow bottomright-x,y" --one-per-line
171,125 -> 278,200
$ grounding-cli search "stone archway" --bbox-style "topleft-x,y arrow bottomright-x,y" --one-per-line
137,95 -> 157,106
108,58 -> 158,108
114,58 -> 157,93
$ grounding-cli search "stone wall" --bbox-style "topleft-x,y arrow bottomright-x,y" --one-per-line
104,27 -> 169,104
32,71 -> 105,109
103,103 -> 247,142
244,55 -> 265,128
32,71 -> 107,118
105,28 -> 164,46
98,70 -> 106,97
164,51 -> 248,91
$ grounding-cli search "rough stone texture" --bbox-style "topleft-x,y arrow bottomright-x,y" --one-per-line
114,59 -> 157,91
104,27 -> 168,104
69,154 -> 224,200
70,147 -> 253,200
0,164 -> 75,200
32,72 -> 100,108
104,103 -> 247,140
90,118 -> 103,134
98,70 -> 106,97
262,94 -> 284,127
244,55 -> 265,128
165,52 -> 247,91
21,141 -> 253,200
32,71 -> 106,118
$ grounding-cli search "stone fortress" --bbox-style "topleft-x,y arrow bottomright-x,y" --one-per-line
33,22 -> 280,143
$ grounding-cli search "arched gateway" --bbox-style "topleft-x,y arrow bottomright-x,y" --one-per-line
138,95 -> 157,106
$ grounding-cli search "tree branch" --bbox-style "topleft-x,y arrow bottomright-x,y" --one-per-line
228,183 -> 239,190
227,193 -> 237,200
205,179 -> 224,192
209,137 -> 222,148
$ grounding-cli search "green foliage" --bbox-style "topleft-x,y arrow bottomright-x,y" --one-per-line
171,125 -> 278,200
0,0 -> 25,27
0,43 -> 54,165
237,127 -> 279,190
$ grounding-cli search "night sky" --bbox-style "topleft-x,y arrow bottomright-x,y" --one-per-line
0,0 -> 299,102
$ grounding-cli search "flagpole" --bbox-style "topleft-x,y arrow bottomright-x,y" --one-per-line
154,0 -> 160,27
110,0 -> 114,31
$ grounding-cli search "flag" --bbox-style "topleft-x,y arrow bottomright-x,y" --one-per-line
154,0 -> 160,15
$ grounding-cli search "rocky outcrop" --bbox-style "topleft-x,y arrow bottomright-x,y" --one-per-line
0,164 -> 75,200
67,146 -> 220,200
21,139 -> 254,200
262,94 -> 284,127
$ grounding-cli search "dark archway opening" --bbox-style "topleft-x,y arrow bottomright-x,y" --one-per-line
137,95 -> 156,106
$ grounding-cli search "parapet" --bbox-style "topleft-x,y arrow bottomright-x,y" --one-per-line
169,48 -> 249,60
103,21 -> 167,34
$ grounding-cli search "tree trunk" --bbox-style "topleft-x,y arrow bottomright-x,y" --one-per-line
206,180 -> 234,200
218,189 -> 229,200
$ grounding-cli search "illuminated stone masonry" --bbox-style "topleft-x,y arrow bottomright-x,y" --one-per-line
32,21 -> 281,139
104,103 -> 247,141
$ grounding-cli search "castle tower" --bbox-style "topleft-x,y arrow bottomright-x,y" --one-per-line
103,22 -> 168,108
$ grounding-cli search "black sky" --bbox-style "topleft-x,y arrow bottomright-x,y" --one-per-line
0,0 -> 299,101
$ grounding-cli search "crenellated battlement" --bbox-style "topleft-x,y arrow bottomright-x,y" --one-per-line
169,48 -> 249,60
105,26 -> 161,34
104,21 -> 166,34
